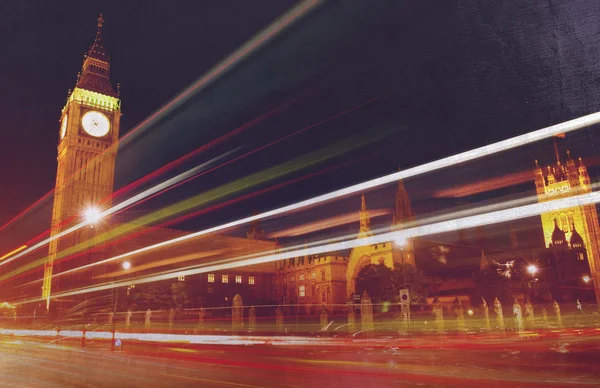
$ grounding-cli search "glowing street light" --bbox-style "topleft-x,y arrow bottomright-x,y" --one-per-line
83,206 -> 102,225
526,264 -> 538,275
122,261 -> 131,270
583,275 -> 591,284
395,236 -> 408,248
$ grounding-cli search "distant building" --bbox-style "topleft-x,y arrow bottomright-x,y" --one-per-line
534,140 -> 600,304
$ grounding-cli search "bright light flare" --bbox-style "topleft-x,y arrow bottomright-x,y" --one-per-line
83,207 -> 102,225
122,261 -> 131,270
526,264 -> 538,275
467,309 -> 474,316
583,275 -> 591,283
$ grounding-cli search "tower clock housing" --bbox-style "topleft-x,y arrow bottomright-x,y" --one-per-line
43,15 -> 121,310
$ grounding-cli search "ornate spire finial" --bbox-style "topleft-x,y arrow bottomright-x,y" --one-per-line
566,149 -> 571,159
361,194 -> 366,211
117,82 -> 121,97
535,159 -> 539,167
97,13 -> 104,31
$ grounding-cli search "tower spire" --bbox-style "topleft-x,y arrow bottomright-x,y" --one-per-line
553,137 -> 561,165
393,175 -> 413,229
358,194 -> 371,237
75,14 -> 117,97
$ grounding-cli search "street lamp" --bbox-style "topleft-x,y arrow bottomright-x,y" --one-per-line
83,206 -> 102,225
526,264 -> 538,275
583,275 -> 591,284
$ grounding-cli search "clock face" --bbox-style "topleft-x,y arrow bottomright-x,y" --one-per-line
60,115 -> 68,139
81,111 -> 110,137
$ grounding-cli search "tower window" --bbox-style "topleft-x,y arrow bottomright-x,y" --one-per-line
248,276 -> 255,285
208,274 -> 215,283
236,275 -> 242,284
222,275 -> 228,283
178,275 -> 185,282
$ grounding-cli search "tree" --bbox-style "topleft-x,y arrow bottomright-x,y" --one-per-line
355,263 -> 428,309
128,281 -> 173,310
171,282 -> 192,309
470,270 -> 513,307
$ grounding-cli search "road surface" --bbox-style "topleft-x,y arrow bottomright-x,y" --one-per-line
1,333 -> 599,387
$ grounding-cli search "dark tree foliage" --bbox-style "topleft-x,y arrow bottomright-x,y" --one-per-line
470,270 -> 513,307
355,263 -> 427,309
171,282 -> 192,309
127,281 -> 173,310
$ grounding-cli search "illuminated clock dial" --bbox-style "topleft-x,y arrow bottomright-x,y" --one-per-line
60,115 -> 68,139
81,111 -> 110,137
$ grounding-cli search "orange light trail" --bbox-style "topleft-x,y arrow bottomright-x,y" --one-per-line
0,245 -> 27,262
268,209 -> 391,238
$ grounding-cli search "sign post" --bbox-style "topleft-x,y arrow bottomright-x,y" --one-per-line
399,289 -> 410,331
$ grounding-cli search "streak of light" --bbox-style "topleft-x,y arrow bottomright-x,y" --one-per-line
7,148 -> 385,289
0,131 -> 385,282
114,93 -> 384,216
109,90 -> 312,205
434,170 -> 533,198
119,0 -> 325,148
1,90 -> 385,277
32,112 -> 600,280
93,250 -> 224,279
18,190 -> 600,303
0,152 -> 233,268
0,190 -> 53,235
268,209 -> 391,238
39,180 -> 600,288
0,245 -> 27,262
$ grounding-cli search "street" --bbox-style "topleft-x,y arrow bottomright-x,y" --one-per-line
1,333 -> 599,387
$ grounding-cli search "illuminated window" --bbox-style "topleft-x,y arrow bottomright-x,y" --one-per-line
236,275 -> 242,284
249,276 -> 255,285
208,274 -> 215,283
311,272 -> 316,280
299,274 -> 305,281
299,285 -> 306,297
222,275 -> 228,283
178,275 -> 185,282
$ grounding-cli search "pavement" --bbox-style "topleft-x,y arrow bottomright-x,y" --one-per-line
1,332 -> 600,387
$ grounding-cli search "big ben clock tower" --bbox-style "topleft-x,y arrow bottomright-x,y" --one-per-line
42,15 -> 121,310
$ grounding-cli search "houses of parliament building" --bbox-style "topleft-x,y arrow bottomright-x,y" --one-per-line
34,16 -> 600,314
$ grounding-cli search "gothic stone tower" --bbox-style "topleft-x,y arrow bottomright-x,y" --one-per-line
534,140 -> 600,305
42,15 -> 121,310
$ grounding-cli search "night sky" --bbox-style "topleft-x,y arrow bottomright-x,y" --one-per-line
2,1 -> 600,253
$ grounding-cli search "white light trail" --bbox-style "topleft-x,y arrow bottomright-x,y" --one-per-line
47,112 -> 600,278
0,151 -> 234,268
22,190 -> 600,304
